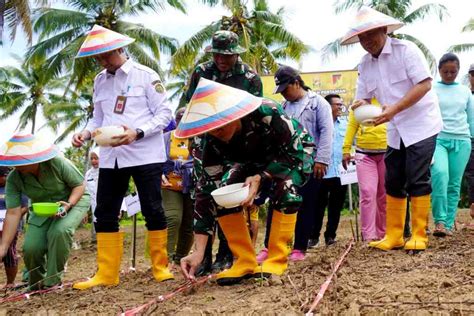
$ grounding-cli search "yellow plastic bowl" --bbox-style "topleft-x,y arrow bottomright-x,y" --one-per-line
32,202 -> 60,217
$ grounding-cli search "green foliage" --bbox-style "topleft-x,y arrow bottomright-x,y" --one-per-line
1,0 -> 32,45
0,55 -> 70,133
448,18 -> 473,54
171,0 -> 310,74
63,144 -> 90,174
26,0 -> 182,91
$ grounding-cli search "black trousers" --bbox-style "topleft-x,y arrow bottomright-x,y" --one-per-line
263,175 -> 320,251
95,162 -> 167,232
385,135 -> 437,198
311,177 -> 348,242
464,138 -> 474,204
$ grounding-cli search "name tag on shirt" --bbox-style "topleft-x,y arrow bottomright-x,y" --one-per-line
114,96 -> 127,114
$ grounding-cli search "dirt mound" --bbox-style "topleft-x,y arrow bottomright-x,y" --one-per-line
0,211 -> 472,315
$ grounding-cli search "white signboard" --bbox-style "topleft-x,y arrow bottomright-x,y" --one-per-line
338,161 -> 358,185
0,209 -> 6,231
124,194 -> 141,217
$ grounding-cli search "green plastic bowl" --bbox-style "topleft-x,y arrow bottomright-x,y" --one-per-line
32,202 -> 60,217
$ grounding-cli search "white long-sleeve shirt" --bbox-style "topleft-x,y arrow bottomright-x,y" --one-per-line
85,59 -> 172,168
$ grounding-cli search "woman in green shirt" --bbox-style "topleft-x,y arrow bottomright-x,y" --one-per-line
0,134 -> 90,289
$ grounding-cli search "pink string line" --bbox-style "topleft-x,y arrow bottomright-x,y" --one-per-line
121,274 -> 215,316
0,281 -> 76,303
306,238 -> 355,315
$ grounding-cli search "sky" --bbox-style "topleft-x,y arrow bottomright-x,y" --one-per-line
0,0 -> 473,147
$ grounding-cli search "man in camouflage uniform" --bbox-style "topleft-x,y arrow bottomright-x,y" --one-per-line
185,30 -> 263,274
178,83 -> 315,285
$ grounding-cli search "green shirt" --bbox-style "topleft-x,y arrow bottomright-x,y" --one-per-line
6,156 -> 85,208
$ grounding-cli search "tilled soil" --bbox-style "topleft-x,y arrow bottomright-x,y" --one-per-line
0,210 -> 473,315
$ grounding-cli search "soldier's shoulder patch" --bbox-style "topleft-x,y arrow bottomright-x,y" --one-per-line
152,79 -> 165,93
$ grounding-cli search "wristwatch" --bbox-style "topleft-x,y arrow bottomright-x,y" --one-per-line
135,128 -> 144,140
67,201 -> 75,209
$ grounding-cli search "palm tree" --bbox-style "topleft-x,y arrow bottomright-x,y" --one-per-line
41,78 -> 94,143
448,17 -> 473,53
0,55 -> 68,133
1,0 -> 32,45
171,0 -> 310,76
25,0 -> 185,90
322,0 -> 449,73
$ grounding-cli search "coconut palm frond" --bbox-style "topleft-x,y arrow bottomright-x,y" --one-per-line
403,3 -> 448,24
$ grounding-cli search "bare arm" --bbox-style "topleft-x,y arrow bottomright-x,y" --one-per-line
0,207 -> 22,258
58,184 -> 85,213
180,233 -> 209,280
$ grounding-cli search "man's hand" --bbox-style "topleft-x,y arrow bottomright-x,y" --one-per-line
161,174 -> 172,187
342,153 -> 352,170
351,99 -> 370,110
111,125 -> 138,147
241,175 -> 261,207
55,201 -> 72,218
180,251 -> 204,281
374,104 -> 398,126
313,163 -> 327,179
72,130 -> 91,148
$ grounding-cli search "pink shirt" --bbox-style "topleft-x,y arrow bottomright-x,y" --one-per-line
85,59 -> 172,168
356,37 -> 442,149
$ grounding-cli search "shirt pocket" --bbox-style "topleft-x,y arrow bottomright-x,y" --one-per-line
366,80 -> 377,100
128,86 -> 146,97
390,68 -> 409,85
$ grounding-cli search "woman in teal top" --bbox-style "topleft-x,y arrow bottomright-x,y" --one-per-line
431,53 -> 474,237
0,134 -> 90,289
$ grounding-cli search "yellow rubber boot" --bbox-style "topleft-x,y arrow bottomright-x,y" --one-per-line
369,195 -> 406,251
148,229 -> 174,282
256,211 -> 297,276
73,232 -> 124,290
404,195 -> 430,251
216,212 -> 257,286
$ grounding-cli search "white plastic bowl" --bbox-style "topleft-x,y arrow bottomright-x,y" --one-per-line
93,126 -> 125,147
211,183 -> 249,208
353,104 -> 382,126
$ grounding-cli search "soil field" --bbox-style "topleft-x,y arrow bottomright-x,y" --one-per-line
0,210 -> 473,315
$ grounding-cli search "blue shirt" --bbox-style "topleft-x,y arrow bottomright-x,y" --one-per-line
283,90 -> 334,165
325,117 -> 348,178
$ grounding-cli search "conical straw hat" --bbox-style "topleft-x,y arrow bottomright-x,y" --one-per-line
0,134 -> 59,167
175,78 -> 262,139
341,6 -> 403,45
76,25 -> 135,58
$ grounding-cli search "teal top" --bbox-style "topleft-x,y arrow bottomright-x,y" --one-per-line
434,81 -> 474,140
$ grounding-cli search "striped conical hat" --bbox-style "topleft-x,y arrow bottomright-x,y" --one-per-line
175,78 -> 262,139
341,6 -> 404,45
76,25 -> 135,58
0,134 -> 59,167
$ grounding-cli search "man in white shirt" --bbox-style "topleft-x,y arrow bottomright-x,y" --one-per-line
342,7 -> 442,252
71,25 -> 173,289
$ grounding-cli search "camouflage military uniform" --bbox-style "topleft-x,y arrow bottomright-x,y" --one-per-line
194,99 -> 315,235
185,30 -> 262,101
185,31 -> 263,205
185,59 -> 263,102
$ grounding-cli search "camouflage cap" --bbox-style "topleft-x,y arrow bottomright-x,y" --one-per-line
205,30 -> 246,55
